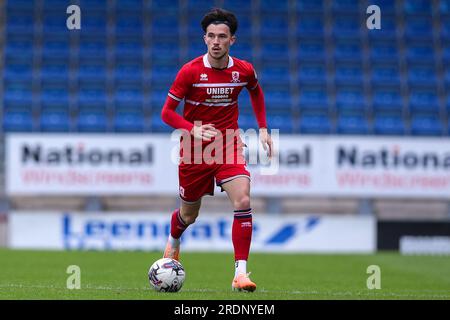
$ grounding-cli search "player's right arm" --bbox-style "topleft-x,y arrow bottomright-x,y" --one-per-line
161,65 -> 217,141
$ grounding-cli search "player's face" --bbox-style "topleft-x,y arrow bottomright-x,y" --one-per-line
204,24 -> 235,61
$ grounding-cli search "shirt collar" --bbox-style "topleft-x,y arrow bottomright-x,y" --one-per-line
203,54 -> 234,69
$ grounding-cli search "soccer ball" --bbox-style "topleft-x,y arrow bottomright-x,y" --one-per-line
148,258 -> 186,292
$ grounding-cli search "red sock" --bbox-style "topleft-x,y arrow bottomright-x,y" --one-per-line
170,208 -> 188,239
232,208 -> 253,261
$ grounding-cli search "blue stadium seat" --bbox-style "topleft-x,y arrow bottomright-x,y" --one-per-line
373,115 -> 406,135
152,40 -> 181,66
115,0 -> 144,13
186,0 -> 216,14
238,114 -> 258,131
152,66 -> 178,84
367,0 -> 396,15
442,19 -> 450,41
113,112 -> 146,133
367,16 -> 398,40
260,42 -> 290,64
299,115 -> 332,134
3,111 -> 34,132
78,40 -> 108,63
114,64 -> 143,86
299,87 -> 329,114
6,13 -> 34,36
151,90 -> 169,109
441,0 -> 450,16
407,66 -> 437,88
79,0 -> 106,13
6,0 -> 35,11
76,111 -> 109,132
223,0 -> 252,15
372,88 -> 404,115
371,64 -> 401,88
296,15 -> 325,39
4,64 -> 33,82
332,16 -> 362,40
114,89 -> 144,107
40,63 -> 69,84
404,0 -> 432,16
78,89 -> 108,106
115,40 -> 144,61
4,40 -> 34,63
296,0 -> 324,13
335,88 -> 368,115
409,90 -> 440,114
298,64 -> 327,86
410,116 -> 443,136
39,111 -> 71,132
39,89 -> 70,112
369,42 -> 399,64
297,41 -> 326,62
406,44 -> 435,64
152,14 -> 179,37
231,42 -> 253,62
77,64 -> 107,86
267,114 -> 294,134
404,17 -> 433,41
334,64 -> 364,86
82,13 -> 107,35
260,14 -> 289,39
3,88 -> 33,107
443,45 -> 450,65
42,14 -> 70,37
42,39 -> 71,63
336,115 -> 370,135
151,0 -> 179,14
259,66 -> 291,86
150,113 -> 172,133
188,42 -> 207,60
334,40 -> 363,62
260,0 -> 288,15
332,0 -> 361,14
264,89 -> 292,113
115,14 -> 144,39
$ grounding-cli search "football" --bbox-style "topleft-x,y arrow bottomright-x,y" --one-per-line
148,258 -> 186,292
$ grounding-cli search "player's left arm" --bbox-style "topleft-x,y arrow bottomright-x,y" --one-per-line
248,82 -> 273,159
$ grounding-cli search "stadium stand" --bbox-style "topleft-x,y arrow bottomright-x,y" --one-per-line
0,0 -> 449,218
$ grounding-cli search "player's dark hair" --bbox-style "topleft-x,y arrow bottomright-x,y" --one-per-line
201,8 -> 238,35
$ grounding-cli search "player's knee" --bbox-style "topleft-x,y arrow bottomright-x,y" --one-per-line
233,195 -> 251,210
181,211 -> 199,225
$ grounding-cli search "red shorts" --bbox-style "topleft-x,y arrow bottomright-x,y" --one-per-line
178,162 -> 250,203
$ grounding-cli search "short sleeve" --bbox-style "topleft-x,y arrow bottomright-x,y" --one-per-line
246,63 -> 259,91
168,64 -> 192,101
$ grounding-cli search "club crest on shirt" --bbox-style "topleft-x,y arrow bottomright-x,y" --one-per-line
200,73 -> 208,81
231,71 -> 240,83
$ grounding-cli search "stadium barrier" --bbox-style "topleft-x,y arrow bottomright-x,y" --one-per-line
8,211 -> 376,253
5,133 -> 450,198
377,221 -> 450,255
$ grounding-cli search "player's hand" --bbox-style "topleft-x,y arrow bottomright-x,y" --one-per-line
259,128 -> 273,159
191,123 -> 218,141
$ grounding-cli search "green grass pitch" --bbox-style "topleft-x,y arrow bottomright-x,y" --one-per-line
0,249 -> 449,300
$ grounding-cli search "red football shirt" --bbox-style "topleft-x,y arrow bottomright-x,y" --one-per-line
168,54 -> 258,133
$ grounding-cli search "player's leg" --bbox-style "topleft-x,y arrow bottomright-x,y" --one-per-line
220,176 -> 256,292
164,199 -> 202,261
164,163 -> 215,261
